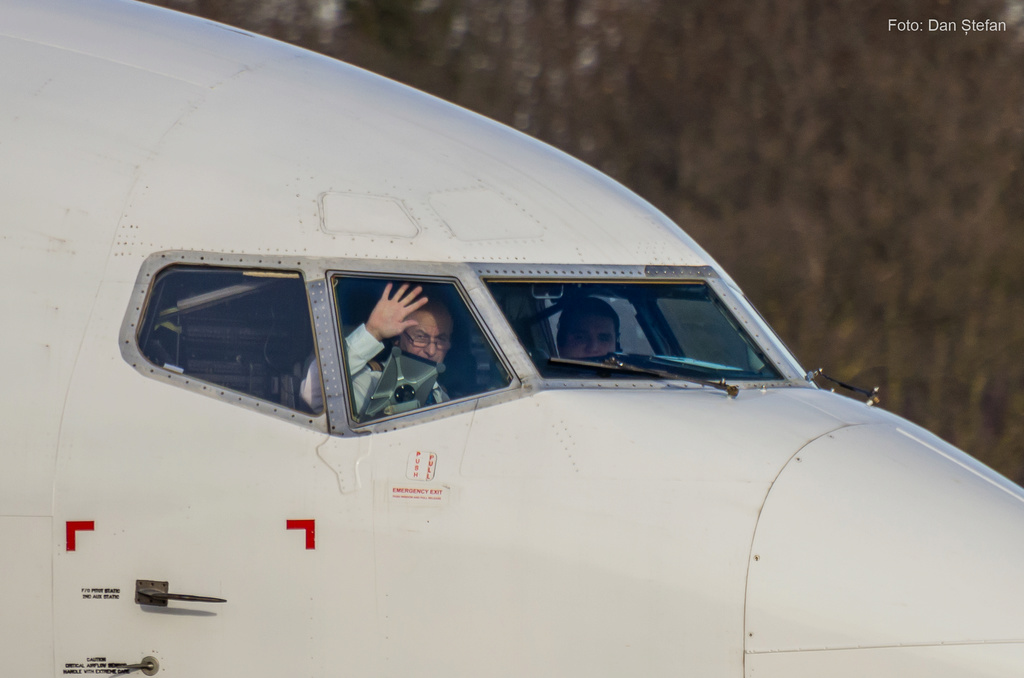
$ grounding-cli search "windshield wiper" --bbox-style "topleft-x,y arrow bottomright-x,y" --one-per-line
548,356 -> 738,396
808,368 -> 880,406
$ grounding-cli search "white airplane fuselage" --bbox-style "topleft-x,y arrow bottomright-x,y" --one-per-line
2,1 -> 1023,676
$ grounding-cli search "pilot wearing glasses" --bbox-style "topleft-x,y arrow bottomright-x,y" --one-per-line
342,282 -> 452,415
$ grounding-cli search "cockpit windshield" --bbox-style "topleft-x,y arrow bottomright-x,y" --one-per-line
486,280 -> 783,382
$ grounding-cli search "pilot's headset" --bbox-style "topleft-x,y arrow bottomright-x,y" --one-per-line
555,296 -> 622,356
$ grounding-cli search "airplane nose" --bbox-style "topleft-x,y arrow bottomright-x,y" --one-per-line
745,423 -> 1024,677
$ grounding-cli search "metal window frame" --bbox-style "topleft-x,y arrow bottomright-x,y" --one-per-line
323,261 -> 524,436
473,263 -> 809,390
120,253 -> 529,437
120,251 -> 331,432
120,254 -> 810,438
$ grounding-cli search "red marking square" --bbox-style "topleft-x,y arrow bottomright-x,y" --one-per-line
287,519 -> 316,550
66,521 -> 94,552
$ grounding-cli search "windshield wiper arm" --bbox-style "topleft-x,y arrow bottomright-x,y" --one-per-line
808,368 -> 880,406
548,356 -> 738,397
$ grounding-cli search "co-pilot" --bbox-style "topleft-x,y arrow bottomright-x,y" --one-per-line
556,297 -> 619,360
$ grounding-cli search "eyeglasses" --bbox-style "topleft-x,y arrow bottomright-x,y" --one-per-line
402,330 -> 451,350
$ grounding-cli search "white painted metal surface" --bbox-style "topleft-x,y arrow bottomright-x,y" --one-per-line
1,0 -> 1022,676
746,423 -> 1024,669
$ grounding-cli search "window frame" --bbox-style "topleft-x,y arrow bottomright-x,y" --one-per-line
121,252 -> 331,431
121,255 -> 809,436
327,268 -> 521,432
122,254 -> 527,436
474,263 -> 809,391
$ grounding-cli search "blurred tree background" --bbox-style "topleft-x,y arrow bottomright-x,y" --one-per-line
146,0 -> 1024,483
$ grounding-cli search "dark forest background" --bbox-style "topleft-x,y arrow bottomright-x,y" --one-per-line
144,0 -> 1024,483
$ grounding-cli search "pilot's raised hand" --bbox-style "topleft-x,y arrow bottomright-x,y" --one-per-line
364,282 -> 429,341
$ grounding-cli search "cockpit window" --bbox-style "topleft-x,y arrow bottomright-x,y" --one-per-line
137,266 -> 322,414
485,280 -> 783,382
333,275 -> 512,423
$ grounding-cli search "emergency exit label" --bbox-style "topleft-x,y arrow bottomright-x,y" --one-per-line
390,485 -> 449,506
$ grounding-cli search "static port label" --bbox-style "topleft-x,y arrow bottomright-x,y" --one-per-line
81,588 -> 120,600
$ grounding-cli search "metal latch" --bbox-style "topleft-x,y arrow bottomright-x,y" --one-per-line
135,580 -> 226,607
